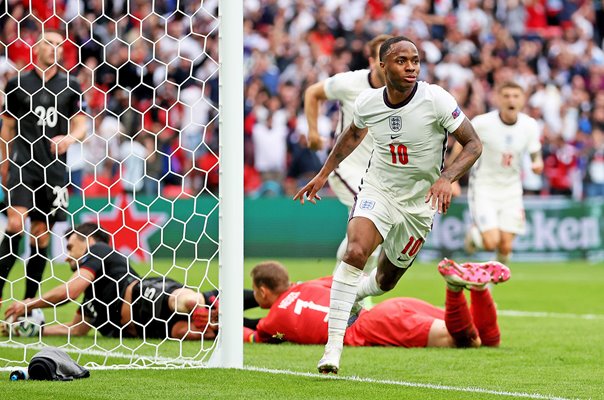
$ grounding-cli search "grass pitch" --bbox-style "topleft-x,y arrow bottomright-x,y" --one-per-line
1,257 -> 603,399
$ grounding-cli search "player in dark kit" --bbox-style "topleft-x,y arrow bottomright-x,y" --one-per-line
0,30 -> 88,304
4,223 -> 224,340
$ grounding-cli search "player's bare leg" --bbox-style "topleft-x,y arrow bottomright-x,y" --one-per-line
496,231 -> 515,265
374,251 -> 409,291
480,229 -> 501,253
465,226 -> 503,255
319,217 -> 381,374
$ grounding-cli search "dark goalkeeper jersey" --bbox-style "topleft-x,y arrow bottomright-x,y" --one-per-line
78,242 -> 140,338
3,70 -> 84,186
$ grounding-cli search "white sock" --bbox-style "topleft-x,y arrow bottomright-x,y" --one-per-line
355,268 -> 384,301
327,262 -> 363,348
334,236 -> 348,273
470,226 -> 484,250
496,252 -> 510,264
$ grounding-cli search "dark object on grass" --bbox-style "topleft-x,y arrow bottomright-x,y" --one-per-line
28,347 -> 90,381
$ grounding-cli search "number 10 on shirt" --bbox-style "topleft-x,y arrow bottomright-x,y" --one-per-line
389,143 -> 409,165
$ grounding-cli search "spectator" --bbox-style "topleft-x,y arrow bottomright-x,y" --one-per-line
119,133 -> 149,195
251,97 -> 290,192
2,0 -> 603,199
584,128 -> 604,197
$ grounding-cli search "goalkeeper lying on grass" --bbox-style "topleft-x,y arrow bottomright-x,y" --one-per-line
3,222 -> 222,340
244,260 -> 509,349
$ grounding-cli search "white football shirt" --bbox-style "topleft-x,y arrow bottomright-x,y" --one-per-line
469,110 -> 541,195
324,69 -> 378,178
352,81 -> 465,202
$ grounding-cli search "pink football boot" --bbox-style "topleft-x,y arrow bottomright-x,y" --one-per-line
463,261 -> 511,284
438,258 -> 491,289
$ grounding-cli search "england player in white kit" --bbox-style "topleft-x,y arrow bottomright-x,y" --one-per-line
295,37 -> 483,374
304,35 -> 391,268
463,82 -> 543,264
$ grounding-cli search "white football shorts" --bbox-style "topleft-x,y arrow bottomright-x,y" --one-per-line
350,186 -> 436,268
468,188 -> 526,235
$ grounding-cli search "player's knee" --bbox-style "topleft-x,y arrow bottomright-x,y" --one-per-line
343,243 -> 371,267
482,236 -> 498,251
498,242 -> 512,256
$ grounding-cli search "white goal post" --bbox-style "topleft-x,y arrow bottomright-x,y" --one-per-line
215,0 -> 244,368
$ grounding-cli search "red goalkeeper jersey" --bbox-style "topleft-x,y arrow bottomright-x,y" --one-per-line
250,277 -> 444,348
253,277 -> 333,344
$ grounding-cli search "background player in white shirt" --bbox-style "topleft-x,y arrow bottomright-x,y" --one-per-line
294,36 -> 483,374
304,35 -> 391,271
457,81 -> 543,264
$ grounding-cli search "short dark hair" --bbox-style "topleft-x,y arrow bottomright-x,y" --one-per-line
250,261 -> 290,293
367,34 -> 393,59
379,36 -> 417,62
66,223 -> 111,244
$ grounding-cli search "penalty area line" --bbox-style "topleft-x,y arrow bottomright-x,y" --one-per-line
244,366 -> 576,400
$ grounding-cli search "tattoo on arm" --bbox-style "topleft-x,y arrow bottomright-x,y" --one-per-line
324,124 -> 368,172
441,118 -> 483,182
451,119 -> 477,146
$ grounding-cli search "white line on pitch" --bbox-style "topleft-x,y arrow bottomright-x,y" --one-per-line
499,310 -> 604,320
0,342 -> 211,369
244,366 -> 577,400
0,362 -> 579,399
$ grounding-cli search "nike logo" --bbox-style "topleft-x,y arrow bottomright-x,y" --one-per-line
390,134 -> 402,140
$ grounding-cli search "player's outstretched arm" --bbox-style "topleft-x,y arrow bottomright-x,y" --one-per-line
43,310 -> 91,336
294,123 -> 368,204
426,118 -> 482,214
304,81 -> 328,151
4,269 -> 94,320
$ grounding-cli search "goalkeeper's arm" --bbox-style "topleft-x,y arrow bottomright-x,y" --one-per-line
4,269 -> 94,320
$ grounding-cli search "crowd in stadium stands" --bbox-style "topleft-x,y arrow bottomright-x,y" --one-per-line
0,1 -> 603,199
0,0 -> 220,197
243,0 -> 604,199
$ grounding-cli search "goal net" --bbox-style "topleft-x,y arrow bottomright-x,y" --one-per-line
0,0 -> 242,370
